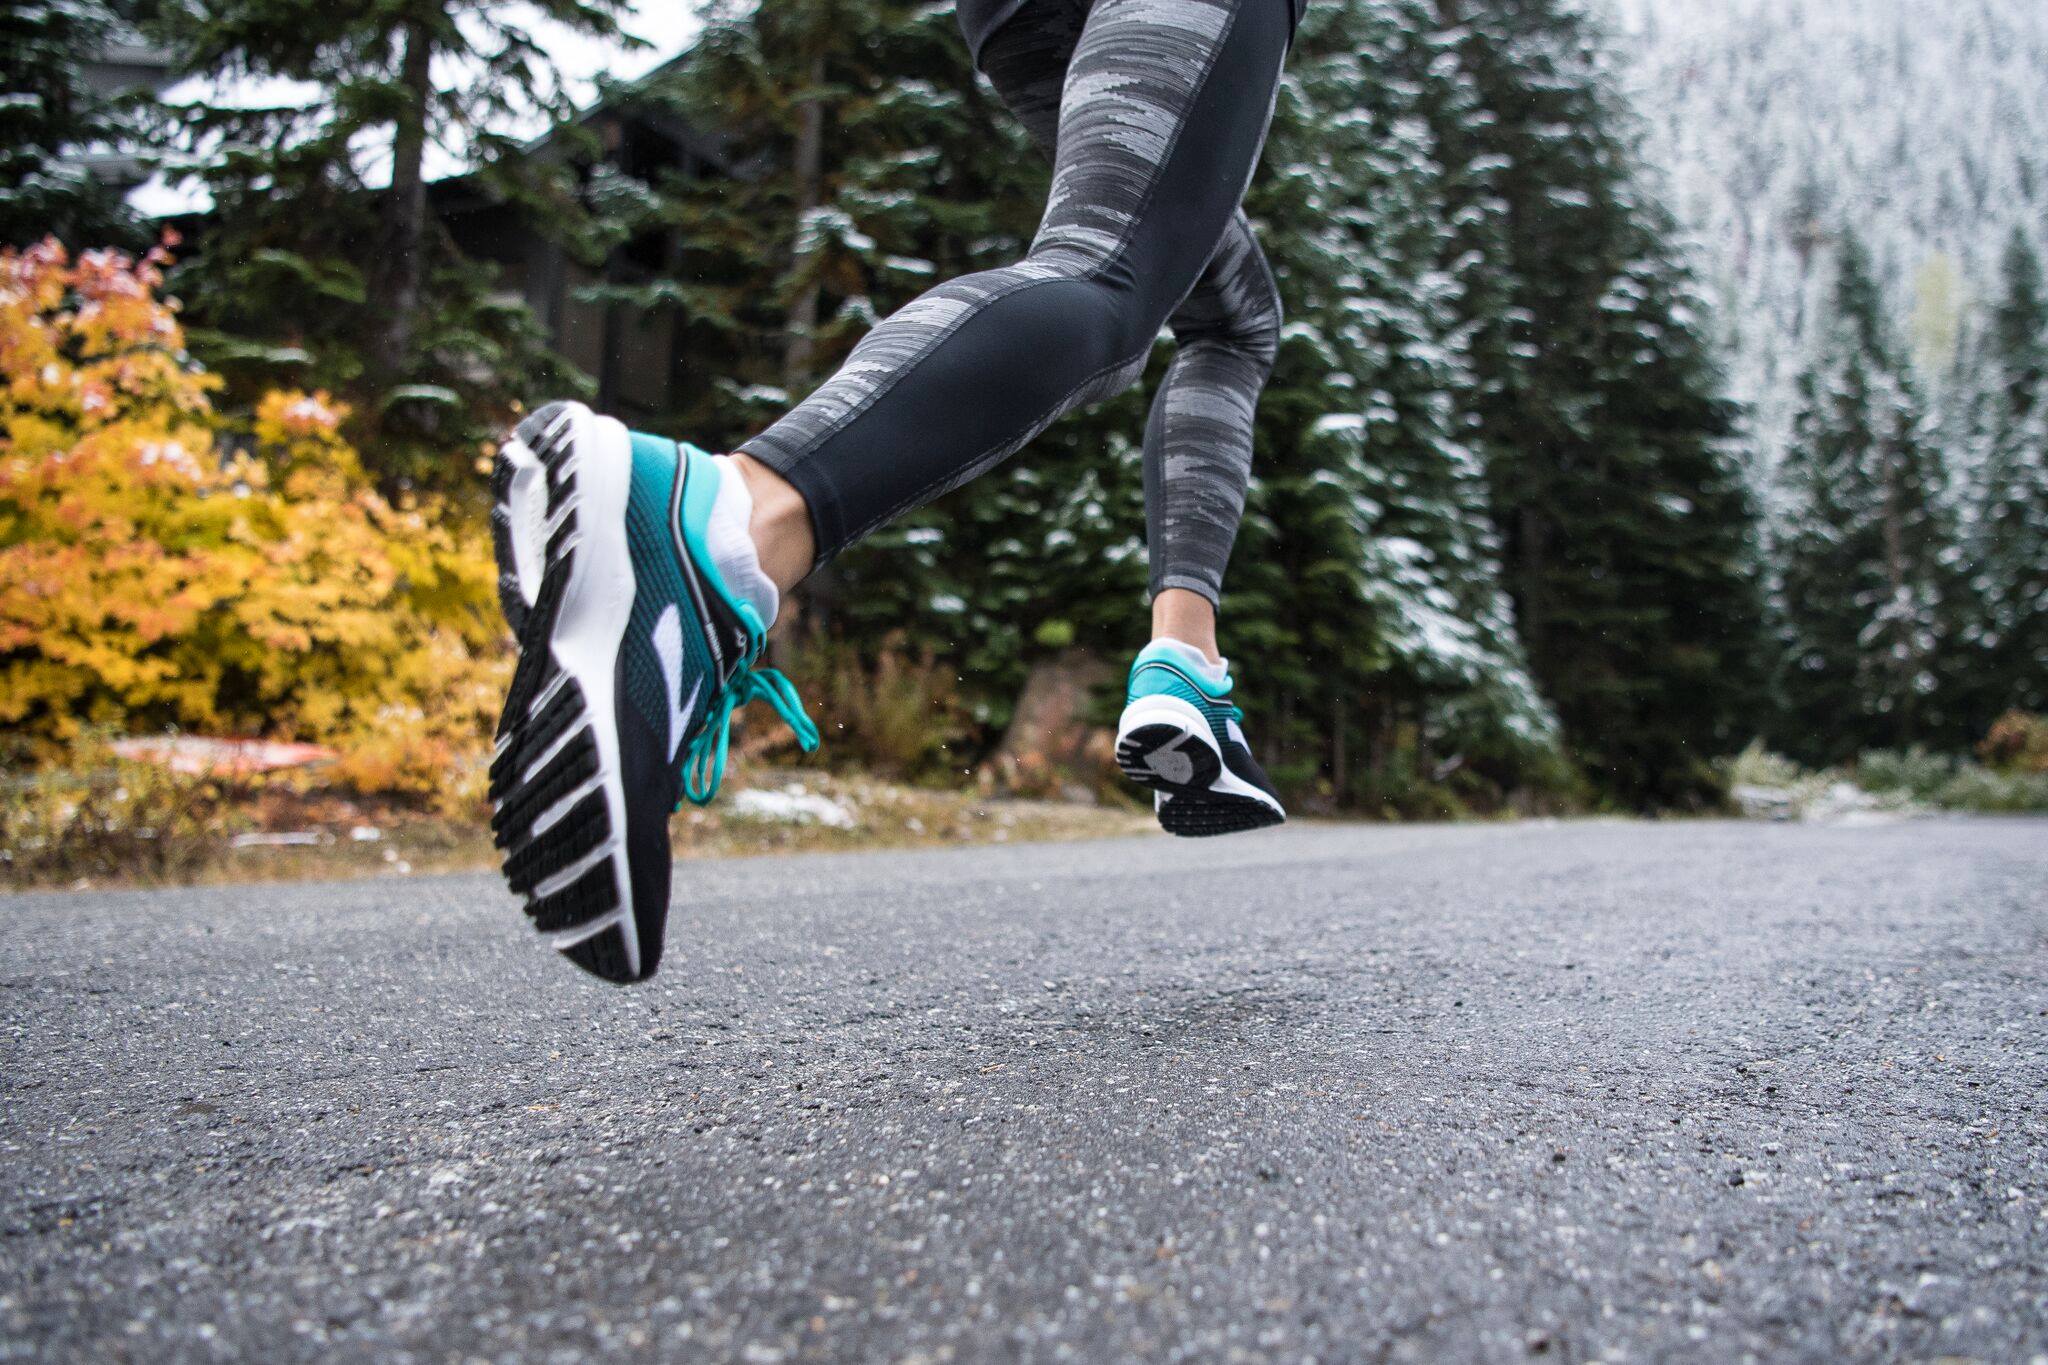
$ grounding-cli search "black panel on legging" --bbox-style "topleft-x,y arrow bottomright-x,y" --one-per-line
737,0 -> 1291,584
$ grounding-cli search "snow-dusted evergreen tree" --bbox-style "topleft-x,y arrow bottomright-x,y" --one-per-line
146,0 -> 633,483
1962,229 -> 2048,719
1773,234 -> 1959,762
0,0 -> 141,247
1433,0 -> 1766,807
649,0 -> 999,438
1234,0 -> 1560,807
1612,0 -> 2048,490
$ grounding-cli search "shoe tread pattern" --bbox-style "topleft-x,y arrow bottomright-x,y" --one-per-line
489,404 -> 632,970
490,402 -> 577,643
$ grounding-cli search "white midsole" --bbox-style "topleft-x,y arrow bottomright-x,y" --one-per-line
1116,694 -> 1284,812
517,402 -> 640,973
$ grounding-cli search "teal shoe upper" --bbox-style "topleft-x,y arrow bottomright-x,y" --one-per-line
622,432 -> 818,806
1126,640 -> 1242,749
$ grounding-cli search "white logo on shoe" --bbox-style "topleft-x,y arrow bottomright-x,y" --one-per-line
652,606 -> 700,761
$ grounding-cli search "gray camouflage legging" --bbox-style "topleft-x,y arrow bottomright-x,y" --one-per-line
739,0 -> 1291,606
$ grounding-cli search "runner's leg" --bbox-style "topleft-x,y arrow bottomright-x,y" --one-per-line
970,0 -> 1284,623
1144,215 -> 1281,612
737,0 -> 1292,568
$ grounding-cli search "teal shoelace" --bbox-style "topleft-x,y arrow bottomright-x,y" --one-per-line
681,651 -> 820,808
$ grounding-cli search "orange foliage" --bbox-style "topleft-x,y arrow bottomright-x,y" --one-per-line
1979,711 -> 2048,775
0,238 -> 507,802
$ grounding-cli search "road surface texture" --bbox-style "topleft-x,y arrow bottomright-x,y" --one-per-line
3,818 -> 2045,1363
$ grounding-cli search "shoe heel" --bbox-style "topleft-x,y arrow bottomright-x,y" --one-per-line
1116,698 -> 1223,796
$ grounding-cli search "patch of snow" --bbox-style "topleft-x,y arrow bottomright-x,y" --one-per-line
729,785 -> 857,829
1731,784 -> 1796,820
1733,778 -> 1917,825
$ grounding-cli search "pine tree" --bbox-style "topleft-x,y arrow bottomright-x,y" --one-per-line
1,0 -> 142,247
1965,229 -> 2048,719
1621,0 -> 2048,523
1774,233 -> 1959,763
1233,0 -> 1561,809
144,0 -> 634,483
1429,0 -> 1767,807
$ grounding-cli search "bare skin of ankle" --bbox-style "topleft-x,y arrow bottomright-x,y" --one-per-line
729,453 -> 816,594
1151,588 -> 1222,663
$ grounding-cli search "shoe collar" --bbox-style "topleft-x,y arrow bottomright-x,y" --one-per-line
668,441 -> 820,806
1134,639 -> 1232,694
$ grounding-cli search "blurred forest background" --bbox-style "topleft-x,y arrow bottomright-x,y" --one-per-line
3,0 -> 2045,876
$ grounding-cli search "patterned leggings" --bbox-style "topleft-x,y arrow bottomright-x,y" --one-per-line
739,0 -> 1291,606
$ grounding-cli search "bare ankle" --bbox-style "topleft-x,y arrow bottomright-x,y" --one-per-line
1150,588 -> 1222,664
728,453 -> 816,594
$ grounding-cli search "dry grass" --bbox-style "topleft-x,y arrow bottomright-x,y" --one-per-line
0,766 -> 1156,893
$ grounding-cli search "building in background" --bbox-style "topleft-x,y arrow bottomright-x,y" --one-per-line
64,22 -> 179,202
433,60 -> 739,425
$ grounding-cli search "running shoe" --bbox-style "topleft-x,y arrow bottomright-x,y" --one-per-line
1114,640 -> 1285,837
488,401 -> 817,982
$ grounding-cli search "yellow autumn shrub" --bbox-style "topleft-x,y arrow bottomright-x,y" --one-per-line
0,239 -> 507,803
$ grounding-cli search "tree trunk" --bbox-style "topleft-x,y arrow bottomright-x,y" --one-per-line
1516,504 -> 1550,662
595,241 -> 626,413
1272,690 -> 1294,772
984,651 -> 1117,800
1367,694 -> 1393,803
772,54 -> 834,640
369,12 -> 436,375
782,54 -> 829,391
1330,694 -> 1348,806
1878,429 -> 1914,741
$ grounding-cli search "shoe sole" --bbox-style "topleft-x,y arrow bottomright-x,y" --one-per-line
489,401 -> 649,982
491,421 -> 550,637
1115,696 -> 1286,838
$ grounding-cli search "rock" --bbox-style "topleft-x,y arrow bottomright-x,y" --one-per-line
983,651 -> 1117,798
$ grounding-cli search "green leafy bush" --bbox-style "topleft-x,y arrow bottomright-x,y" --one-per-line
761,636 -> 972,782
1727,742 -> 1811,790
1854,748 -> 1959,801
1731,740 -> 2048,817
1931,766 -> 2048,813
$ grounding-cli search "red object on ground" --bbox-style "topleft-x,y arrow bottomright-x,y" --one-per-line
109,736 -> 340,777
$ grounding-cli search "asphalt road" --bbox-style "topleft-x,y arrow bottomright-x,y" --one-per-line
3,818 -> 2045,1363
